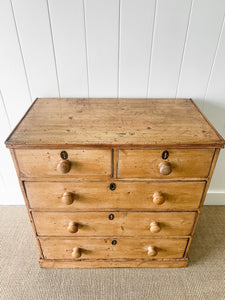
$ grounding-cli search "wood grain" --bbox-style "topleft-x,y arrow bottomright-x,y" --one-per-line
25,181 -> 205,211
5,97 -> 224,268
118,149 -> 214,178
39,258 -> 188,269
32,211 -> 196,237
15,149 -> 112,177
39,258 -> 188,268
5,98 -> 225,148
40,237 -> 188,259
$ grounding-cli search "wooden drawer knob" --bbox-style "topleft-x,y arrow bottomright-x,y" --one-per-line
152,191 -> 165,205
57,159 -> 71,174
147,246 -> 158,257
159,161 -> 171,175
72,247 -> 81,258
61,192 -> 74,205
150,221 -> 161,233
67,221 -> 78,233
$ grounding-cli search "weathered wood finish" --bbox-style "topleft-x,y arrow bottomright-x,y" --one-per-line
39,258 -> 189,268
33,211 -> 196,237
25,181 -> 205,211
5,98 -> 224,148
5,98 -> 225,268
119,149 -> 214,178
15,149 -> 112,177
40,237 -> 188,260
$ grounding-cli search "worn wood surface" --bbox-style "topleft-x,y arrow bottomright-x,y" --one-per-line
40,237 -> 188,260
5,98 -> 224,268
15,149 -> 112,177
9,149 -> 44,258
39,258 -> 189,268
184,148 -> 221,257
25,181 -> 205,211
33,211 -> 196,237
119,149 -> 214,178
5,98 -> 225,148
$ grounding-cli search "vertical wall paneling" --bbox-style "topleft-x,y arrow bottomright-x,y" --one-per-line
203,19 -> 225,134
176,0 -> 225,109
0,91 -> 23,205
0,1 -> 225,205
84,0 -> 119,97
119,0 -> 156,97
0,0 -> 31,128
148,0 -> 192,98
48,0 -> 88,97
11,0 -> 60,98
203,21 -> 225,193
208,149 -> 225,193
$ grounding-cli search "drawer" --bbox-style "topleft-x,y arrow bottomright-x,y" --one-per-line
33,212 -> 196,237
40,237 -> 188,259
26,181 -> 205,211
118,149 -> 214,178
15,149 -> 112,177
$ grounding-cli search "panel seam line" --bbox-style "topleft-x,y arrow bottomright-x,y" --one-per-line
146,0 -> 158,97
202,12 -> 225,112
175,0 -> 194,98
46,0 -> 61,97
10,0 -> 33,103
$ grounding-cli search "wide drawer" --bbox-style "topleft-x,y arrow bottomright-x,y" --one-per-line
118,149 -> 214,178
25,181 -> 205,211
15,149 -> 112,177
40,237 -> 188,259
33,212 -> 196,237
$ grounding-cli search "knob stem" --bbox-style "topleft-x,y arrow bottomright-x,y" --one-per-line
67,221 -> 78,233
150,221 -> 161,233
72,247 -> 81,258
152,191 -> 165,205
61,192 -> 74,205
147,246 -> 158,257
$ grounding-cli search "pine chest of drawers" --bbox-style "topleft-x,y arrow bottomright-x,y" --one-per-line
5,98 -> 225,268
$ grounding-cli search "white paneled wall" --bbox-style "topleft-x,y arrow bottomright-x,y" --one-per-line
0,0 -> 224,205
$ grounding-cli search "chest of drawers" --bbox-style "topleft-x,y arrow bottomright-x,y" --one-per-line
5,98 -> 224,268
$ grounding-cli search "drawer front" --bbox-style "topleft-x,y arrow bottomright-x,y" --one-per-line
40,237 -> 188,259
118,149 -> 214,178
33,212 -> 196,237
16,149 -> 112,177
26,181 -> 205,211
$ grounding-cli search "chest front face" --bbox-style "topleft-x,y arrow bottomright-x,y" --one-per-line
5,98 -> 224,268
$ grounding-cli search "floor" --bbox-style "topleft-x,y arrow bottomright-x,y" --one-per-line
0,206 -> 224,300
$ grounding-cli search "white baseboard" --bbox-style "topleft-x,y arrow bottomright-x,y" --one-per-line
204,192 -> 225,205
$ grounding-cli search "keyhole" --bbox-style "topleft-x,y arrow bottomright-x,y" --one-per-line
60,151 -> 68,160
109,183 -> 116,191
108,214 -> 115,220
161,150 -> 169,160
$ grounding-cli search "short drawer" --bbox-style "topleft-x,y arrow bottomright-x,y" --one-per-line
40,237 -> 188,259
25,181 -> 205,211
15,149 -> 112,177
118,149 -> 214,178
32,212 -> 196,237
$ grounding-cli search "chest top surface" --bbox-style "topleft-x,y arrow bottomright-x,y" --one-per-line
5,98 -> 224,148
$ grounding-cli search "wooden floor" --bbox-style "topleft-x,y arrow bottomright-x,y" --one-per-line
1,206 -> 224,300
